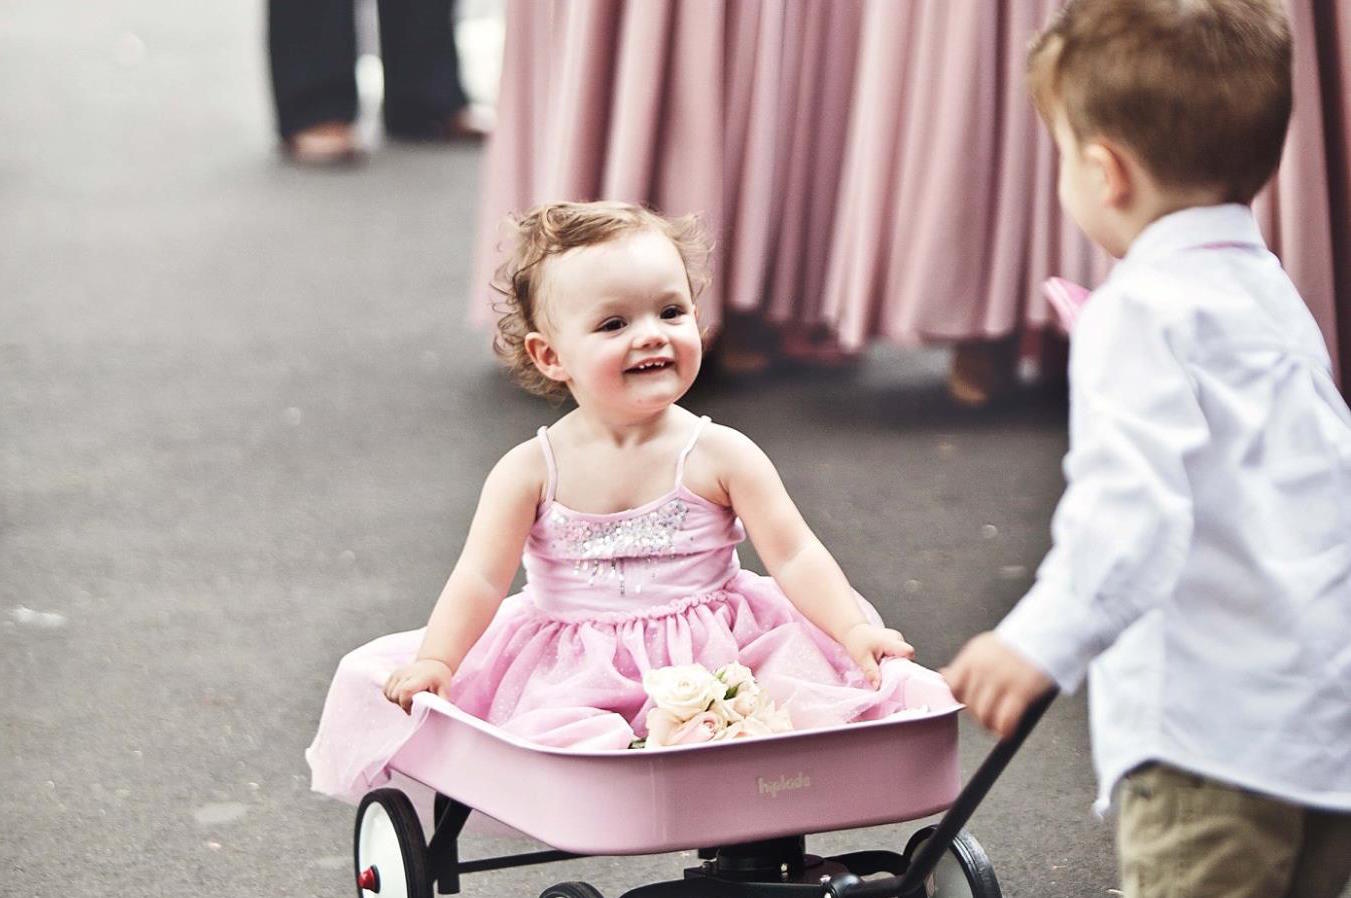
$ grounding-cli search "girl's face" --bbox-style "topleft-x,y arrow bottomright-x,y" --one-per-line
527,229 -> 702,416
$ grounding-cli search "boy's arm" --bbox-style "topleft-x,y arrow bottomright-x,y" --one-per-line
947,291 -> 1208,732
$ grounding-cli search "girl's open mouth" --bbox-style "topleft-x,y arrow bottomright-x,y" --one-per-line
625,359 -> 673,374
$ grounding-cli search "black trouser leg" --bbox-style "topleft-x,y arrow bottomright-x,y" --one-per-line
377,0 -> 468,137
267,0 -> 359,139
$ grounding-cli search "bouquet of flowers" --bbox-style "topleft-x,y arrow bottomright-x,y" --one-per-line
633,662 -> 793,749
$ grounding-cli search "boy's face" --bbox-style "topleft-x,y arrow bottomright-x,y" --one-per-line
529,229 -> 702,415
1051,107 -> 1131,258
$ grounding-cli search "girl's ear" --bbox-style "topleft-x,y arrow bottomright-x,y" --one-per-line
524,331 -> 568,383
1085,139 -> 1132,209
694,303 -> 714,344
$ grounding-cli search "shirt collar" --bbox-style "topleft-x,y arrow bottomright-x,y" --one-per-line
1122,203 -> 1267,268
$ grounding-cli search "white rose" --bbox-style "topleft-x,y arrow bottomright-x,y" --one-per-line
749,700 -> 793,734
714,716 -> 772,741
711,701 -> 793,741
712,688 -> 763,722
704,697 -> 735,726
716,662 -> 756,694
642,664 -> 727,721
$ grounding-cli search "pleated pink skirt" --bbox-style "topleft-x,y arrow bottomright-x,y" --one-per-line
470,0 -> 1349,383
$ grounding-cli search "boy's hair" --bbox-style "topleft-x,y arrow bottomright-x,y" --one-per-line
491,201 -> 711,402
1027,0 -> 1292,203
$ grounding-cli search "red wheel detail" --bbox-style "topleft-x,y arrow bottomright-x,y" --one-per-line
357,866 -> 380,892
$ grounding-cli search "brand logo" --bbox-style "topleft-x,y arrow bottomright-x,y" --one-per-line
757,773 -> 812,798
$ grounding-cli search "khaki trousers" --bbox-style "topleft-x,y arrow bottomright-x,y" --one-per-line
1118,764 -> 1351,898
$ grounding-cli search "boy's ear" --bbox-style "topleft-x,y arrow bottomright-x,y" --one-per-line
1085,139 -> 1132,209
524,332 -> 568,383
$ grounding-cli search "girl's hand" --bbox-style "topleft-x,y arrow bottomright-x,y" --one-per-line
841,623 -> 915,688
383,659 -> 454,715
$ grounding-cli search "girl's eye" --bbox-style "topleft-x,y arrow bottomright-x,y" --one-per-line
661,305 -> 687,320
598,318 -> 625,332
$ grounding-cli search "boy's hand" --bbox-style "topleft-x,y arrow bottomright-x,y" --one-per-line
942,632 -> 1053,739
383,659 -> 454,715
842,622 -> 915,688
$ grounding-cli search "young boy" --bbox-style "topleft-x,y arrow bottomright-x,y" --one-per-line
942,1 -> 1351,895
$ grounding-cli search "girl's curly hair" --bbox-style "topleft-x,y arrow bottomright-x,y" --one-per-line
490,201 -> 711,401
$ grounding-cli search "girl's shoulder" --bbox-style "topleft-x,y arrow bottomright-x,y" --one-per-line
694,421 -> 773,462
682,421 -> 774,502
692,420 -> 758,458
486,434 -> 550,509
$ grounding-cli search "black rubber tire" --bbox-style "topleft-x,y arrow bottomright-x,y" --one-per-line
902,826 -> 1002,898
540,882 -> 605,898
354,788 -> 432,898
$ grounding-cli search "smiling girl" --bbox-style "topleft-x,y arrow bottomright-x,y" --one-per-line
307,202 -> 932,801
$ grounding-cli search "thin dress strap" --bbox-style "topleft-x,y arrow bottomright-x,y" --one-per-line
673,416 -> 711,489
536,426 -> 558,506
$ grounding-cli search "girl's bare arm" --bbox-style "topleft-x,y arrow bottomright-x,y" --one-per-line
710,427 -> 912,683
415,441 -> 542,669
385,441 -> 542,712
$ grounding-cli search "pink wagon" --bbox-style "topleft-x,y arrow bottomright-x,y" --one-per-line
351,680 -> 1055,898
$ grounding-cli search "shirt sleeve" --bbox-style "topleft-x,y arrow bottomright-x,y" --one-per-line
996,289 -> 1209,692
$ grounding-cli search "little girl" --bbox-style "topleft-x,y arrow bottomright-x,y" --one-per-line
307,201 -> 932,803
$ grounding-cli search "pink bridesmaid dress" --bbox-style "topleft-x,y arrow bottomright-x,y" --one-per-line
1252,0 -> 1350,387
468,0 -> 1097,360
307,417 -> 934,804
468,0 -> 1348,385
469,0 -> 725,328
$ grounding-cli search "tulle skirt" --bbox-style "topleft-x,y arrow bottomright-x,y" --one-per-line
306,569 -> 933,804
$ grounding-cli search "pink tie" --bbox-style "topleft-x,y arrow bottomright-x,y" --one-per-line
1042,277 -> 1092,333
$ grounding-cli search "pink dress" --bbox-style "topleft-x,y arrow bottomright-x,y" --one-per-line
307,417 -> 926,804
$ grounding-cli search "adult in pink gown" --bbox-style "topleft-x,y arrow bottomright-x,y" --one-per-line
470,0 -> 1350,394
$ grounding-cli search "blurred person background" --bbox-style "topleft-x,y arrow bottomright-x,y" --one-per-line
269,0 -> 500,162
471,0 -> 1351,404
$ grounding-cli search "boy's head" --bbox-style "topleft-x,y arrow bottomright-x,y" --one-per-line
492,201 -> 709,405
1028,0 -> 1291,255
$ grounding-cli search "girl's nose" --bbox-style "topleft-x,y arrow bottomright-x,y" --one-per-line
632,319 -> 668,348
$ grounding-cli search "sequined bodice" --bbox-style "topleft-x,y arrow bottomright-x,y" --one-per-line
521,418 -> 746,617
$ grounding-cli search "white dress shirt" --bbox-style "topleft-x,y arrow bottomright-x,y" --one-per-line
997,204 -> 1351,814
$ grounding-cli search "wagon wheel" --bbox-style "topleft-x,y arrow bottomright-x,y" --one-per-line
539,882 -> 604,898
902,826 -> 1001,898
354,788 -> 432,898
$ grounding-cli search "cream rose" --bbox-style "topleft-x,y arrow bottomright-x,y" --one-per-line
714,717 -> 770,741
716,662 -> 756,694
712,687 -> 763,722
644,707 -> 682,747
753,701 -> 793,733
642,664 -> 727,720
645,708 -> 722,748
712,700 -> 792,741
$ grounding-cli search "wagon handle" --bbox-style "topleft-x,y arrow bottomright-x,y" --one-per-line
828,687 -> 1058,898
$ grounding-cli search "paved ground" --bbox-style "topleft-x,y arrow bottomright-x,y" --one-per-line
0,3 -> 1134,896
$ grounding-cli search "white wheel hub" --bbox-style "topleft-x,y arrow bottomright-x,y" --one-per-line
357,803 -> 409,896
925,850 -> 975,897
